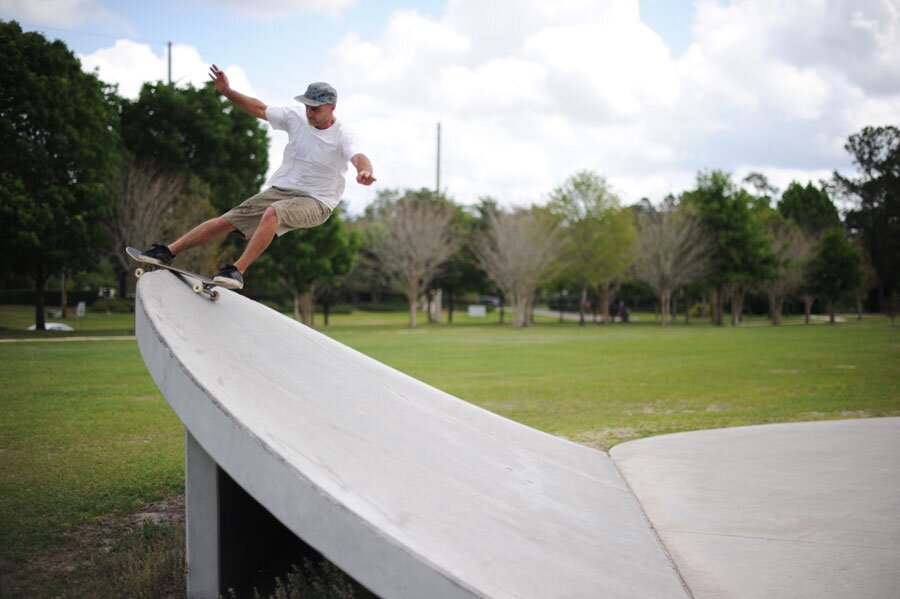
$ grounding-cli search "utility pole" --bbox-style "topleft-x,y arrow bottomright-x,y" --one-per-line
435,122 -> 441,198
167,41 -> 172,85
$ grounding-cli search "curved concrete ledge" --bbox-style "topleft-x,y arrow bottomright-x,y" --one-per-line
136,270 -> 688,598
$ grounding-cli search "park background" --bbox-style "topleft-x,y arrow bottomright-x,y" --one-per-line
3,1 -> 900,597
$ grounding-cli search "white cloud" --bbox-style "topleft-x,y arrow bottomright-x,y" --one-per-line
0,0 -> 128,30
78,41 -> 256,100
329,0 -> 695,208
202,0 -> 356,20
59,0 -> 900,213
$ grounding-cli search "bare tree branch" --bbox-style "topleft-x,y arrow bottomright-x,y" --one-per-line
105,155 -> 185,275
369,198 -> 459,327
763,223 -> 817,325
474,209 -> 561,328
632,209 -> 716,325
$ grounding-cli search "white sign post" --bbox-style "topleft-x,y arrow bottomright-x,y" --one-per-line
467,304 -> 487,318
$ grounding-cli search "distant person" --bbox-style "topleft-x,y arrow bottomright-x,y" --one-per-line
139,64 -> 376,289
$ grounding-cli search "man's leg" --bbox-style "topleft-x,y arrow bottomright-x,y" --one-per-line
234,207 -> 278,273
169,216 -> 237,256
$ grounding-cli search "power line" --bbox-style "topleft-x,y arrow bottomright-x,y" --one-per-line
17,21 -> 169,46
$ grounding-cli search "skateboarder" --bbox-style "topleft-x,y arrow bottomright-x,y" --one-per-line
139,64 -> 376,290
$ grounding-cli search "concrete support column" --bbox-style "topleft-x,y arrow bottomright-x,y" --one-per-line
186,430 -> 220,599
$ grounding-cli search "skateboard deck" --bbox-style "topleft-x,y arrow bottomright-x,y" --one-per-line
125,246 -> 221,301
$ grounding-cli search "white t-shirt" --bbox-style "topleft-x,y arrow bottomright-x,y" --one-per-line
265,105 -> 358,209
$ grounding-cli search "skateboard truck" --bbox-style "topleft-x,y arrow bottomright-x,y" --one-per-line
127,247 -> 221,301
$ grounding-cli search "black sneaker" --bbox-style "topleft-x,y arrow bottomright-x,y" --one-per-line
140,244 -> 175,266
213,264 -> 244,290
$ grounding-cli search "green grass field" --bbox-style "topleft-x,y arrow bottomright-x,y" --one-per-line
1,304 -> 898,597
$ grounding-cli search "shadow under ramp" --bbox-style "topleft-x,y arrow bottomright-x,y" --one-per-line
135,269 -> 688,599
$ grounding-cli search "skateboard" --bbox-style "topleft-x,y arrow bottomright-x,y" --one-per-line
125,246 -> 221,301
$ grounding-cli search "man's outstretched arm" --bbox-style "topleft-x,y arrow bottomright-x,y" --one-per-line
209,64 -> 267,120
351,153 -> 377,186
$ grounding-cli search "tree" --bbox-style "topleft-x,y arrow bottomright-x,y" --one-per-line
632,207 -> 716,326
548,170 -> 634,325
761,213 -> 816,325
777,181 -> 841,234
852,241 -> 879,320
806,230 -> 862,324
119,82 -> 269,214
592,207 -> 637,322
261,205 -> 360,325
105,155 -> 185,295
0,22 -> 118,329
431,202 -> 491,324
682,171 -> 777,325
474,208 -> 561,328
835,125 -> 900,314
742,172 -> 779,206
368,193 -> 459,327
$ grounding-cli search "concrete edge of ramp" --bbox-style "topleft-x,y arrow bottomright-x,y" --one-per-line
135,270 -> 689,599
611,418 -> 900,599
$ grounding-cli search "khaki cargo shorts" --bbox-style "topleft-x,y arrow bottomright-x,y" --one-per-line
223,187 -> 332,238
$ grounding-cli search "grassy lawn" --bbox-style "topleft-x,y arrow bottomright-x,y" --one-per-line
0,304 -> 136,338
1,304 -> 898,596
324,311 -> 900,448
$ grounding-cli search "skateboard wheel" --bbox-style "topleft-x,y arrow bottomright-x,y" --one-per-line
210,290 -> 220,301
192,282 -> 203,294
135,268 -> 144,278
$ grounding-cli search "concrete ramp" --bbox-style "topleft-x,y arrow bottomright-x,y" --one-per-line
136,270 -> 688,599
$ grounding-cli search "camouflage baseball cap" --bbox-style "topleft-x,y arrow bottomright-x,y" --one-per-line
294,82 -> 337,106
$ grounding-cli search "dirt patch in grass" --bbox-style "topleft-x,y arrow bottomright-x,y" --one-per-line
4,495 -> 185,599
571,427 -> 641,451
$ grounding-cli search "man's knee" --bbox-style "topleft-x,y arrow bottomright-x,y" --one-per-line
218,216 -> 237,230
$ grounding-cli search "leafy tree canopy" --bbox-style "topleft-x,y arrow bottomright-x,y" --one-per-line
0,21 -> 119,326
682,170 -> 777,287
836,125 -> 900,303
263,205 -> 360,297
806,229 -> 862,321
777,181 -> 841,234
119,82 -> 269,214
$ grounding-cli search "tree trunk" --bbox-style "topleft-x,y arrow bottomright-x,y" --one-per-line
118,268 -> 129,300
769,292 -> 784,326
659,290 -> 671,326
579,279 -> 588,326
803,294 -> 814,324
61,271 -> 68,318
426,289 -> 437,324
730,284 -> 744,326
713,286 -> 724,326
407,288 -> 418,328
889,291 -> 898,327
598,284 -> 612,324
299,290 -> 314,326
33,263 -> 48,331
768,291 -> 784,325
829,299 -> 836,324
447,287 -> 454,324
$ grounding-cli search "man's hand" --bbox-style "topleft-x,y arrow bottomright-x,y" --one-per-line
208,64 -> 268,120
356,170 -> 377,186
209,64 -> 230,95
351,154 -> 377,186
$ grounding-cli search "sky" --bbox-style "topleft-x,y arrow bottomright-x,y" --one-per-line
5,0 -> 900,215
